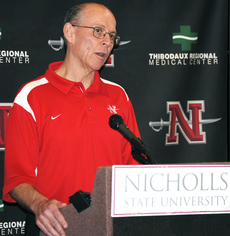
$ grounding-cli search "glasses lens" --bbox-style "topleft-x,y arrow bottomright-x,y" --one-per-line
93,27 -> 105,39
93,27 -> 120,45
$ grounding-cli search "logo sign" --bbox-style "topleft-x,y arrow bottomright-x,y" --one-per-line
0,200 -> 4,212
111,165 -> 230,217
149,101 -> 221,145
104,54 -> 114,67
149,26 -> 218,66
0,103 -> 12,150
173,25 -> 198,51
107,105 -> 119,114
0,221 -> 25,235
0,28 -> 30,64
48,38 -> 130,69
48,37 -> 64,51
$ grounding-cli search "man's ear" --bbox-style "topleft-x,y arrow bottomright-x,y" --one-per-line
63,23 -> 75,44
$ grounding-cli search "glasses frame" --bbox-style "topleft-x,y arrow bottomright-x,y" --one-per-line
71,24 -> 120,45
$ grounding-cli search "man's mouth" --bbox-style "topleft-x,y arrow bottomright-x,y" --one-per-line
96,52 -> 106,57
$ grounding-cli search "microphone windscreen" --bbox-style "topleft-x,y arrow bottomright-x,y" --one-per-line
109,114 -> 124,130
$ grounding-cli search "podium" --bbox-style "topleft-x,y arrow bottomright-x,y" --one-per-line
40,164 -> 230,236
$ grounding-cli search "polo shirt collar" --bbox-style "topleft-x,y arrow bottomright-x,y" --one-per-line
45,61 -> 109,97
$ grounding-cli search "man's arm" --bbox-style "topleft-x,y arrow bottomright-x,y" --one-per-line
10,183 -> 68,236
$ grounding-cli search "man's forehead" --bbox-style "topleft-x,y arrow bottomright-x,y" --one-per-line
82,4 -> 116,29
83,3 -> 110,13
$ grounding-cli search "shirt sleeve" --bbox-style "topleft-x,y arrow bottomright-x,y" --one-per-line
2,103 -> 39,202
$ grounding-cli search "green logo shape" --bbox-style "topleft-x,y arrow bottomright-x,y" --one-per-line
173,26 -> 198,51
0,199 -> 4,212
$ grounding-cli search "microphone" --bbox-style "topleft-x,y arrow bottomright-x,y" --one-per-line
109,114 -> 157,164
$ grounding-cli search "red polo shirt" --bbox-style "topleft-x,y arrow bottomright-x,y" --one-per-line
3,61 -> 140,204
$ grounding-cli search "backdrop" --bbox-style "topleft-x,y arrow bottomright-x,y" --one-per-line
0,0 -> 229,235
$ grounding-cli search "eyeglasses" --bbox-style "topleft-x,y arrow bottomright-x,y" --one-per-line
71,24 -> 120,45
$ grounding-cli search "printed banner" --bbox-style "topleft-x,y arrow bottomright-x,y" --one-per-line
112,165 -> 230,217
0,0 -> 229,235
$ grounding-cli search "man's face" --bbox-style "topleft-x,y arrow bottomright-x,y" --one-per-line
70,5 -> 116,72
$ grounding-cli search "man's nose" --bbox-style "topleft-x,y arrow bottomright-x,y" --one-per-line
102,33 -> 113,47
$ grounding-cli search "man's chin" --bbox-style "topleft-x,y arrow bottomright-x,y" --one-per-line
90,63 -> 106,71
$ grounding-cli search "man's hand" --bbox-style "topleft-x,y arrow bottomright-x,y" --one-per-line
10,183 -> 68,236
35,199 -> 67,236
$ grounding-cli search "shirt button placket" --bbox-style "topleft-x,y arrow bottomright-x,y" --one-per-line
85,93 -> 91,111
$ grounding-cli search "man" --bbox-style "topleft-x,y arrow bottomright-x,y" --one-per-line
3,3 -> 140,236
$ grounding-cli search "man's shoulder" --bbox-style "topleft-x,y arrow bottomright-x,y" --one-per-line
16,76 -> 49,98
100,78 -> 129,101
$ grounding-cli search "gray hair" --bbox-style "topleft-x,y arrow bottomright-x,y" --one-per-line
63,4 -> 86,46
63,4 -> 85,25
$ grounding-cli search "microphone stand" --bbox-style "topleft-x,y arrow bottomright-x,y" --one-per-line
131,146 -> 150,164
131,145 -> 157,165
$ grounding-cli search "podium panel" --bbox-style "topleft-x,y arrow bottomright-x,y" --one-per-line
113,214 -> 230,236
40,166 -> 112,236
40,164 -> 230,236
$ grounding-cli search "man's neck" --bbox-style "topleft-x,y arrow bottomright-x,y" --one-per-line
54,59 -> 95,90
